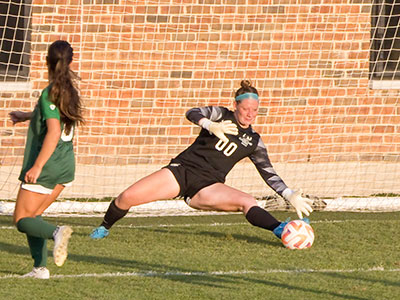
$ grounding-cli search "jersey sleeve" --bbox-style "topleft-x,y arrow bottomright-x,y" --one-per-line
185,106 -> 227,125
249,137 -> 288,196
39,88 -> 60,121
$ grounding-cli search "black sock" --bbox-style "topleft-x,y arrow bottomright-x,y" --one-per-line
245,206 -> 280,231
101,200 -> 129,229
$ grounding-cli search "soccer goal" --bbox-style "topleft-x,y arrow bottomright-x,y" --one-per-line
1,1 -> 400,216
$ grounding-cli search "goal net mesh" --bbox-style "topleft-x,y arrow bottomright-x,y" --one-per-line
1,0 -> 400,215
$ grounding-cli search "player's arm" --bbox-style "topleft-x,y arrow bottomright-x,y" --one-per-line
25,92 -> 62,184
9,111 -> 33,124
249,138 -> 313,219
24,118 -> 61,184
186,106 -> 238,142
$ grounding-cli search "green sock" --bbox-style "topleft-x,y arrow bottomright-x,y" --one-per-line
27,234 -> 47,267
17,216 -> 57,239
26,216 -> 48,267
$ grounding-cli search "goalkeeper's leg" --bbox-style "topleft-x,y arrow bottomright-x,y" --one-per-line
91,169 -> 180,239
188,183 -> 283,235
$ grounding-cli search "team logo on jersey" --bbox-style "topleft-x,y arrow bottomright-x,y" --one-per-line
239,133 -> 253,147
50,104 -> 56,110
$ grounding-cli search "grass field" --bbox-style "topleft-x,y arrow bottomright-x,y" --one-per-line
0,211 -> 399,299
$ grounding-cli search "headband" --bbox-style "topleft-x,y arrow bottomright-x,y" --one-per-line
235,93 -> 259,102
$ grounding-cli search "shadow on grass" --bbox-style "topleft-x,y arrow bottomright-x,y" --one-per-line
143,227 -> 282,247
0,239 -> 380,299
0,215 -> 99,228
237,275 -> 369,300
67,252 -> 237,289
0,241 -> 30,257
0,240 -> 234,288
0,216 -> 13,226
321,271 -> 400,288
200,230 -> 282,247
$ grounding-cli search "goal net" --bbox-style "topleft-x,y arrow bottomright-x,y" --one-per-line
1,0 -> 400,216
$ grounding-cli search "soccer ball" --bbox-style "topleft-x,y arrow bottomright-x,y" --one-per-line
281,220 -> 314,250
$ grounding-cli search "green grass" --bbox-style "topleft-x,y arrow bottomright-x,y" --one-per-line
0,212 -> 399,299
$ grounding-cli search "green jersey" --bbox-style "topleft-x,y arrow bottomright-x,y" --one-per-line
19,86 -> 75,189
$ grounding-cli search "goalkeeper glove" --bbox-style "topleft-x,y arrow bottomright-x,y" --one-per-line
199,119 -> 238,143
282,189 -> 313,219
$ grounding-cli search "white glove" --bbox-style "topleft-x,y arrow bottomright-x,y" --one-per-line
200,119 -> 238,143
282,189 -> 313,219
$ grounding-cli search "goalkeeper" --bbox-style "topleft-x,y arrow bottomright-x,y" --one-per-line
91,80 -> 313,240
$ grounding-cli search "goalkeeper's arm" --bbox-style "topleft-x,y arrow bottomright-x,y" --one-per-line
186,106 -> 238,142
249,138 -> 313,219
198,118 -> 238,143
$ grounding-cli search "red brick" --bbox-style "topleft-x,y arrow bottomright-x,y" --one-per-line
372,126 -> 395,134
1,2 -> 398,168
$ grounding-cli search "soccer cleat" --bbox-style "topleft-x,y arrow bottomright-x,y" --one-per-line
273,218 -> 310,239
273,218 -> 291,239
21,267 -> 50,279
53,225 -> 73,267
90,225 -> 109,240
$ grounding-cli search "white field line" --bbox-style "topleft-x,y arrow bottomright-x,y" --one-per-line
0,219 -> 399,230
1,267 -> 400,280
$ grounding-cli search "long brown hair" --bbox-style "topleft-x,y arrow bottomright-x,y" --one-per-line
46,40 -> 84,134
234,79 -> 259,100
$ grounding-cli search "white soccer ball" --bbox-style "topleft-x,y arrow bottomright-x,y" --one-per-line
281,220 -> 314,250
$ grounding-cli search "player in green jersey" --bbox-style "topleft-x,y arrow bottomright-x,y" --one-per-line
9,40 -> 84,279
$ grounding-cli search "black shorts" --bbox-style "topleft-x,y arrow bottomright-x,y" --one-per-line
164,160 -> 221,201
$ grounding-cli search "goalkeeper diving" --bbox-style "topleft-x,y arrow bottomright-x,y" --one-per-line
91,80 -> 313,240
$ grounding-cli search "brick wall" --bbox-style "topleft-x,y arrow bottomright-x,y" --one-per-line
1,0 -> 400,168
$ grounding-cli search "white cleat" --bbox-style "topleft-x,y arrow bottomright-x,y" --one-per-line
21,267 -> 50,279
53,226 -> 73,267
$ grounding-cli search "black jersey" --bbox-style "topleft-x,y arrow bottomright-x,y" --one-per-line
171,106 -> 288,196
